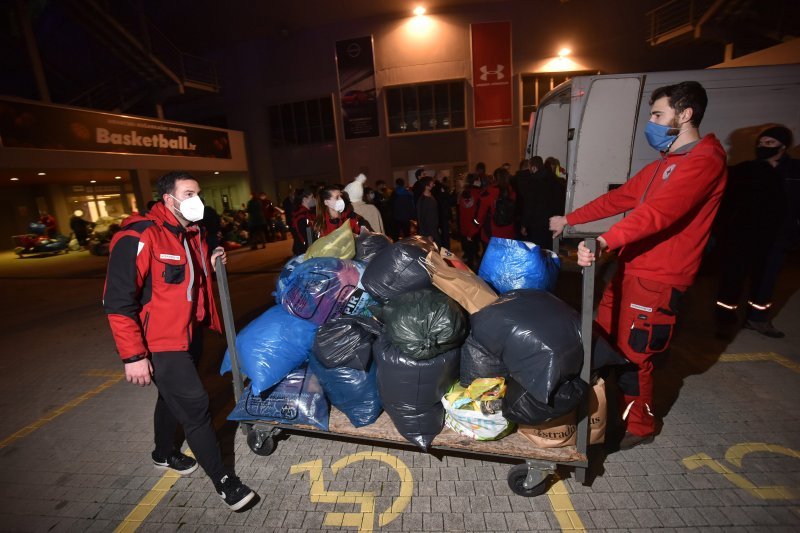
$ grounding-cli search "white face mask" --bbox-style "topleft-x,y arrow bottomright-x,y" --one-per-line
331,198 -> 345,213
171,194 -> 204,222
304,197 -> 316,209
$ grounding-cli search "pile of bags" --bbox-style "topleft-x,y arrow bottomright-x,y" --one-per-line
223,227 -> 619,451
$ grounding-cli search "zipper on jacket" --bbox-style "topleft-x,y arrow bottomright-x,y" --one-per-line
142,311 -> 150,336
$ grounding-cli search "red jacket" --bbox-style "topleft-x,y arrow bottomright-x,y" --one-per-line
320,209 -> 362,237
476,184 -> 517,242
103,203 -> 221,360
291,205 -> 316,246
566,134 -> 727,286
458,187 -> 481,239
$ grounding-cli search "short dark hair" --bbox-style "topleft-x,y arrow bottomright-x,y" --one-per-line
476,162 -> 486,171
414,168 -> 424,178
395,178 -> 405,187
157,171 -> 195,198
530,156 -> 544,170
649,81 -> 708,128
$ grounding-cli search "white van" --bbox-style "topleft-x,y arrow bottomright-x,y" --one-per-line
525,65 -> 800,236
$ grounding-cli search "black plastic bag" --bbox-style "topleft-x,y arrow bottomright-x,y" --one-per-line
355,230 -> 392,264
502,376 -> 588,426
312,315 -> 383,371
374,289 -> 468,360
470,289 -> 583,404
308,355 -> 382,427
374,333 -> 459,451
459,333 -> 509,387
361,242 -> 433,303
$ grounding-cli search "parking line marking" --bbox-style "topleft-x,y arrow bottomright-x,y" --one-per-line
0,371 -> 123,448
548,475 -> 586,532
114,450 -> 195,533
720,352 -> 800,373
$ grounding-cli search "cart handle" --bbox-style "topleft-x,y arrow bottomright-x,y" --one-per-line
215,256 -> 245,404
574,237 -> 596,459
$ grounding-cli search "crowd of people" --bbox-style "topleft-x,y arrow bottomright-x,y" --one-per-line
272,158 -> 567,271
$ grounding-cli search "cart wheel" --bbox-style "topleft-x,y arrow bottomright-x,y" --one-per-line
247,429 -> 276,456
507,464 -> 550,497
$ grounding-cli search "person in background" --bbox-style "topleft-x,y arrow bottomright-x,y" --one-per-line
260,193 -> 277,242
715,125 -> 799,338
202,205 -> 222,253
476,167 -> 517,244
373,179 -> 394,237
545,156 -> 567,180
314,185 -> 369,238
468,162 -> 489,189
344,173 -> 385,234
291,188 -> 316,255
411,167 -> 427,202
458,173 -> 483,269
70,209 -> 92,247
432,171 -> 454,249
550,81 -> 727,450
520,156 -> 566,248
39,211 -> 57,238
245,192 -> 266,250
103,171 -> 256,511
390,178 -> 415,240
416,177 -> 440,245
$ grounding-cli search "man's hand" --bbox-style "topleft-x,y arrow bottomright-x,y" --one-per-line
210,246 -> 227,272
125,358 -> 153,386
549,216 -> 568,237
576,237 -> 607,267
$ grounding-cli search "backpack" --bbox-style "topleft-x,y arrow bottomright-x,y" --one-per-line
492,188 -> 515,226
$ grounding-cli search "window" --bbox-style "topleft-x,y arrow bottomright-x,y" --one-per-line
386,81 -> 466,135
268,96 -> 336,146
521,71 -> 597,124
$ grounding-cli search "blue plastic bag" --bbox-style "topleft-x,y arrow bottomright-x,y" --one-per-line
478,237 -> 560,293
275,257 -> 362,325
275,255 -> 306,297
227,365 -> 329,430
220,306 -> 318,395
308,355 -> 382,427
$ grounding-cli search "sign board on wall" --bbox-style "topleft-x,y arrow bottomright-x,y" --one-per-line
0,98 -> 232,158
335,36 -> 380,139
471,21 -> 513,128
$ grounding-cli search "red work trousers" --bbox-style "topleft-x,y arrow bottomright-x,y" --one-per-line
595,268 -> 686,437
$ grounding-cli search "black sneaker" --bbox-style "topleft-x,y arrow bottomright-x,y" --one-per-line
619,431 -> 655,451
152,451 -> 199,475
744,319 -> 785,338
216,474 -> 255,511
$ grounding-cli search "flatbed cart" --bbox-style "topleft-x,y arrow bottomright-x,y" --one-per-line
215,239 -> 598,497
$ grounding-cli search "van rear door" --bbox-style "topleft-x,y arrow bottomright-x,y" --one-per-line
525,83 -> 571,162
565,75 -> 644,237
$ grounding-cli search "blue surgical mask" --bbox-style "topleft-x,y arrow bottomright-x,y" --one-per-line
645,121 -> 677,152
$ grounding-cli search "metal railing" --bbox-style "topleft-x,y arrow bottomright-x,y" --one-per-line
98,0 -> 219,90
646,0 -> 716,45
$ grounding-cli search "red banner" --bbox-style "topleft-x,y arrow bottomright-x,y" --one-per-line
471,22 -> 513,128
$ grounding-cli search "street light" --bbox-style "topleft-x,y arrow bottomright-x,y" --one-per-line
558,47 -> 571,57
413,6 -> 426,16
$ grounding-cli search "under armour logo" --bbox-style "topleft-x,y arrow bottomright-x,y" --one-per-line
663,163 -> 677,181
479,64 -> 505,81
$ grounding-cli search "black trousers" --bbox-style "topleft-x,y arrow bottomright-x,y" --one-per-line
151,330 -> 227,482
717,244 -> 785,322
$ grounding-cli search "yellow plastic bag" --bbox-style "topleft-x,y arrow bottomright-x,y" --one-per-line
305,223 -> 355,260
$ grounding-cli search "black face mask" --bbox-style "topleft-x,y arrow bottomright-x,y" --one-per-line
756,146 -> 782,160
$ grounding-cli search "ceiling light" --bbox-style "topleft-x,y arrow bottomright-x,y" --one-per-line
38,172 -> 46,176
114,176 -> 122,180
558,47 -> 571,57
10,177 -> 19,181
90,180 -> 97,183
413,6 -> 426,16
214,171 -> 220,175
